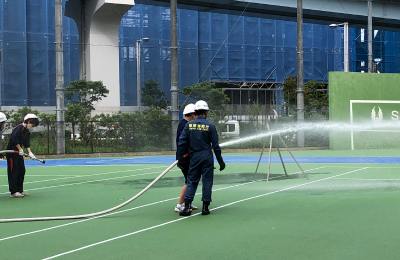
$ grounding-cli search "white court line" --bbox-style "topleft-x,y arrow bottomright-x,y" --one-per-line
28,165 -> 149,168
335,178 -> 400,181
0,169 -> 180,195
0,196 -> 181,242
328,165 -> 400,169
0,178 -> 263,243
1,175 -> 84,177
88,157 -> 148,163
0,166 -> 166,188
0,163 -> 164,168
41,167 -> 369,260
0,162 -> 319,195
0,166 -> 325,242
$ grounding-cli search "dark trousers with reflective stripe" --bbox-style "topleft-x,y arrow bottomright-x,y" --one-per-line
7,156 -> 26,194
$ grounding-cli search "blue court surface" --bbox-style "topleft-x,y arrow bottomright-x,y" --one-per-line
2,155 -> 400,167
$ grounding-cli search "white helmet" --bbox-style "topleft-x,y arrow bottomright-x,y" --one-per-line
24,113 -> 40,126
183,103 -> 195,115
194,100 -> 209,111
24,113 -> 39,121
0,112 -> 7,122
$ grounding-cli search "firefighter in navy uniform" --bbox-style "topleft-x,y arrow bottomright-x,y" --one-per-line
174,103 -> 198,212
177,100 -> 226,216
6,114 -> 39,198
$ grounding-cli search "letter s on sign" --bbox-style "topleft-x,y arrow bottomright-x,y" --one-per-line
391,110 -> 399,120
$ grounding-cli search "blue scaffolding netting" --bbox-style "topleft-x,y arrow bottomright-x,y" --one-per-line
0,0 -> 399,107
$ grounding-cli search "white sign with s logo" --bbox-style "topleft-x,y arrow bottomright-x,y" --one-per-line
350,100 -> 400,150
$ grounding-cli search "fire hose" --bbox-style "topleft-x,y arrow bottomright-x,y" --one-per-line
0,151 -> 179,223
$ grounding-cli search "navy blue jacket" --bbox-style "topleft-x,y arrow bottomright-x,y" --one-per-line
178,116 -> 222,162
176,119 -> 188,145
176,118 -> 188,160
6,124 -> 31,157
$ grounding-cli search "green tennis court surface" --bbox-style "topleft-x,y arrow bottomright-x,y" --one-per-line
1,150 -> 400,259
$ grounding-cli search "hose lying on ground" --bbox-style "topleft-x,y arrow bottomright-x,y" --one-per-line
0,150 -> 178,223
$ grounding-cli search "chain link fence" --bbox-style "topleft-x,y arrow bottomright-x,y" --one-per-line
2,120 -> 172,155
1,116 -> 329,155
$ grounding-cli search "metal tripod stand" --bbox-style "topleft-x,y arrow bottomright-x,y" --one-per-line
254,111 -> 308,181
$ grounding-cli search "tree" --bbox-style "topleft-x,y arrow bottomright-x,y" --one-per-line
248,101 -> 262,122
180,82 -> 230,122
65,103 -> 89,146
93,109 -> 172,151
65,80 -> 109,111
93,113 -> 115,130
38,113 -> 56,127
92,113 -> 123,141
111,112 -> 137,146
282,76 -> 328,119
65,80 -> 109,145
141,79 -> 169,109
38,113 -> 57,138
281,76 -> 297,109
137,106 -> 171,150
304,80 -> 329,114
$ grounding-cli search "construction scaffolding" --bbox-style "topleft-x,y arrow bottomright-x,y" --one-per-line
0,1 -> 399,108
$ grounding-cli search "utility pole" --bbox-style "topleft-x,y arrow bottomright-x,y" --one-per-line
170,0 -> 179,151
136,39 -> 142,111
55,0 -> 65,154
368,0 -> 373,72
296,0 -> 304,147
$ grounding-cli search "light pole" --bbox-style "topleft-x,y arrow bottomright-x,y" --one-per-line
136,37 -> 149,110
329,22 -> 349,72
55,0 -> 65,154
368,0 -> 373,73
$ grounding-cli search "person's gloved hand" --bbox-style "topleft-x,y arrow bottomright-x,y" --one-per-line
219,161 -> 226,171
28,152 -> 36,160
18,149 -> 24,156
177,158 -> 188,171
0,153 -> 4,160
214,150 -> 225,171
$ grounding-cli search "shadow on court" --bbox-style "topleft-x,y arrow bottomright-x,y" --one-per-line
86,172 -> 331,189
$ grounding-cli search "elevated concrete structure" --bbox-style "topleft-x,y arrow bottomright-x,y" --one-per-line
137,0 -> 400,31
65,0 -> 134,113
64,0 -> 400,114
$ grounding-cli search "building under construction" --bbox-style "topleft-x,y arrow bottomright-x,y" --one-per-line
0,1 -> 399,117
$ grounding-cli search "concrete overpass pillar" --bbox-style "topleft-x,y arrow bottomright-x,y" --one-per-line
65,0 -> 134,113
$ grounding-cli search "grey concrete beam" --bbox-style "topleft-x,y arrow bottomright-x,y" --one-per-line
136,0 -> 400,31
65,0 -> 134,113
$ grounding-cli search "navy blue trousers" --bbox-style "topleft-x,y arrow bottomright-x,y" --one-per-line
184,150 -> 214,202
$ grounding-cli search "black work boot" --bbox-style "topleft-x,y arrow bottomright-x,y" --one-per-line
202,201 -> 210,215
179,199 -> 192,216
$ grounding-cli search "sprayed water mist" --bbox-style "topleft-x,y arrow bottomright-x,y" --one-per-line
220,120 -> 400,148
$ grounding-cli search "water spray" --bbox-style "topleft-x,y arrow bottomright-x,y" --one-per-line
1,120 -> 398,223
220,120 -> 400,147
